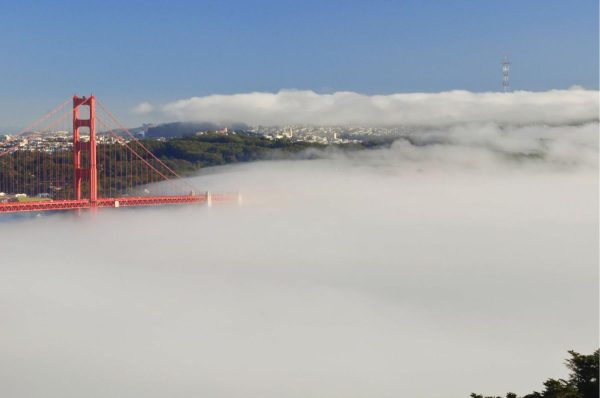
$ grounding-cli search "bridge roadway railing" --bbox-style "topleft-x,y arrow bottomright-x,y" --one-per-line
0,199 -> 90,213
0,193 -> 239,214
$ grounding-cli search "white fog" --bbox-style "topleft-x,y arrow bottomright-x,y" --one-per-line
0,121 -> 597,397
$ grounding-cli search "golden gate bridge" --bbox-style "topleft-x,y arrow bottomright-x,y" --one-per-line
0,95 -> 237,213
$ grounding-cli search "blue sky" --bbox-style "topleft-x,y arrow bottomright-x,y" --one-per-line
0,0 -> 597,129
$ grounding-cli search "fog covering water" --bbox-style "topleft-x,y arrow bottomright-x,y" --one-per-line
0,122 -> 598,398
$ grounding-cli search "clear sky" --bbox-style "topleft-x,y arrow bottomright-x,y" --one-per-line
0,0 -> 597,129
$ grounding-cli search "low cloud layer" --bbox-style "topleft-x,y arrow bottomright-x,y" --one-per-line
0,122 -> 597,398
135,88 -> 599,127
132,101 -> 154,114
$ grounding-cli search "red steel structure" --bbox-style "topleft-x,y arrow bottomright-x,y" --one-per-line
73,95 -> 98,203
0,95 -> 236,214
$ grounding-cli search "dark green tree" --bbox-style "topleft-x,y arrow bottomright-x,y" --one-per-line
471,350 -> 599,398
565,350 -> 599,398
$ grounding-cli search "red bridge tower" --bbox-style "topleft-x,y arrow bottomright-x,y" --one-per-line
72,95 -> 97,206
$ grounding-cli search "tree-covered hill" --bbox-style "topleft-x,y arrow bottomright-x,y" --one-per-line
139,133 -> 329,174
0,132 -> 396,198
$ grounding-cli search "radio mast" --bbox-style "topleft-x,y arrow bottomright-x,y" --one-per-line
501,56 -> 511,92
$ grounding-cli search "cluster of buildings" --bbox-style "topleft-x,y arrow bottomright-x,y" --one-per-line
0,131 -> 125,153
248,125 -> 412,144
1,124 -> 414,150
249,126 -> 348,144
0,131 -> 71,153
0,125 -> 413,154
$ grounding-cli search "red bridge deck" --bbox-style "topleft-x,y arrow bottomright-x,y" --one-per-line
0,193 -> 237,214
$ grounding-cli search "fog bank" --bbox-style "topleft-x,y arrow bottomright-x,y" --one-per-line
135,88 -> 599,127
0,123 -> 598,398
